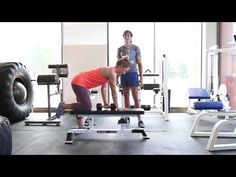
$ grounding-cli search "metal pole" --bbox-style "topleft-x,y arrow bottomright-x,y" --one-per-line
107,22 -> 109,105
47,84 -> 51,118
61,22 -> 64,102
163,54 -> 169,121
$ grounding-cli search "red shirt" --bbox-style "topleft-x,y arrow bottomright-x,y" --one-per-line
72,68 -> 108,89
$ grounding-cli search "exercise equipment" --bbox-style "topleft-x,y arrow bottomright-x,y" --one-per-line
25,64 -> 68,126
143,55 -> 170,119
66,108 -> 149,144
188,88 -> 210,100
190,109 -> 236,151
142,72 -> 160,109
0,115 -> 12,155
189,80 -> 236,150
130,104 -> 151,110
161,54 -> 170,120
193,101 -> 223,110
96,103 -> 116,111
187,88 -> 211,114
189,45 -> 236,151
0,62 -> 33,123
141,104 -> 151,111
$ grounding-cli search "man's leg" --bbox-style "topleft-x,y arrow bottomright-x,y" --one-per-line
119,74 -> 130,123
123,87 -> 130,108
130,87 -> 144,128
131,87 -> 141,120
128,72 -> 144,128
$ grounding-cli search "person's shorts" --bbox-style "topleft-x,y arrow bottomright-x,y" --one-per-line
120,72 -> 139,87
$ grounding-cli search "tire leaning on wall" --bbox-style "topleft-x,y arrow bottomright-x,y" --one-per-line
0,115 -> 12,155
0,62 -> 33,123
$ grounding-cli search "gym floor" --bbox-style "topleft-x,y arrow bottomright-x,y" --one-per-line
11,111 -> 236,155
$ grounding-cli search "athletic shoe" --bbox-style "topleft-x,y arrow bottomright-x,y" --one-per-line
118,117 -> 128,124
124,116 -> 130,123
138,120 -> 145,128
56,102 -> 64,118
84,117 -> 96,126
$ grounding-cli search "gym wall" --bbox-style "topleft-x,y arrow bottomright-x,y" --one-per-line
63,44 -> 107,108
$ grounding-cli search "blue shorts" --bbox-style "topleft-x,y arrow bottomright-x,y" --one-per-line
120,72 -> 139,87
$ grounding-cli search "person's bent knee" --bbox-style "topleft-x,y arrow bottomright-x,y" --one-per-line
82,103 -> 92,110
87,104 -> 92,110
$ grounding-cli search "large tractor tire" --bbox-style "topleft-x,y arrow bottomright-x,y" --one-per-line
0,62 -> 33,123
0,116 -> 12,155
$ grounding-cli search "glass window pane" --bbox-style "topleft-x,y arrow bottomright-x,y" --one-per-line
0,22 -> 62,108
155,22 -> 202,107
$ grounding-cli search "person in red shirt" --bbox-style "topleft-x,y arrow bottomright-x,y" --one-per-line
56,57 -> 131,128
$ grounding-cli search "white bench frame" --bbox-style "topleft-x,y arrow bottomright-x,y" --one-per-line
65,109 -> 149,144
190,110 -> 236,151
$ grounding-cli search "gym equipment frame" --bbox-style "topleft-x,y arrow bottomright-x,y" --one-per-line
190,110 -> 236,151
25,64 -> 68,126
190,46 -> 236,151
65,108 -> 149,144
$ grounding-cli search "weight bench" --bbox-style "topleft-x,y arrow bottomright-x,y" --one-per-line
187,88 -> 211,114
190,101 -> 236,151
65,108 -> 149,144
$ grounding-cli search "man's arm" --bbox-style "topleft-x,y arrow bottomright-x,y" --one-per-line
117,47 -> 122,59
137,55 -> 143,86
101,83 -> 109,107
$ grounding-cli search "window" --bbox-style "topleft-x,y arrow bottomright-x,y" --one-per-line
155,22 -> 202,107
0,22 -> 62,107
108,22 -> 202,108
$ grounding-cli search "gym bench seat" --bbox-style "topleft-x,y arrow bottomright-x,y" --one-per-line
190,101 -> 236,151
65,108 -> 149,144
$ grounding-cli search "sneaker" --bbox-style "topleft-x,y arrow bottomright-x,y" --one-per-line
84,117 -> 96,126
84,118 -> 90,126
138,120 -> 145,128
124,116 -> 130,123
118,117 -> 128,124
56,102 -> 64,118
